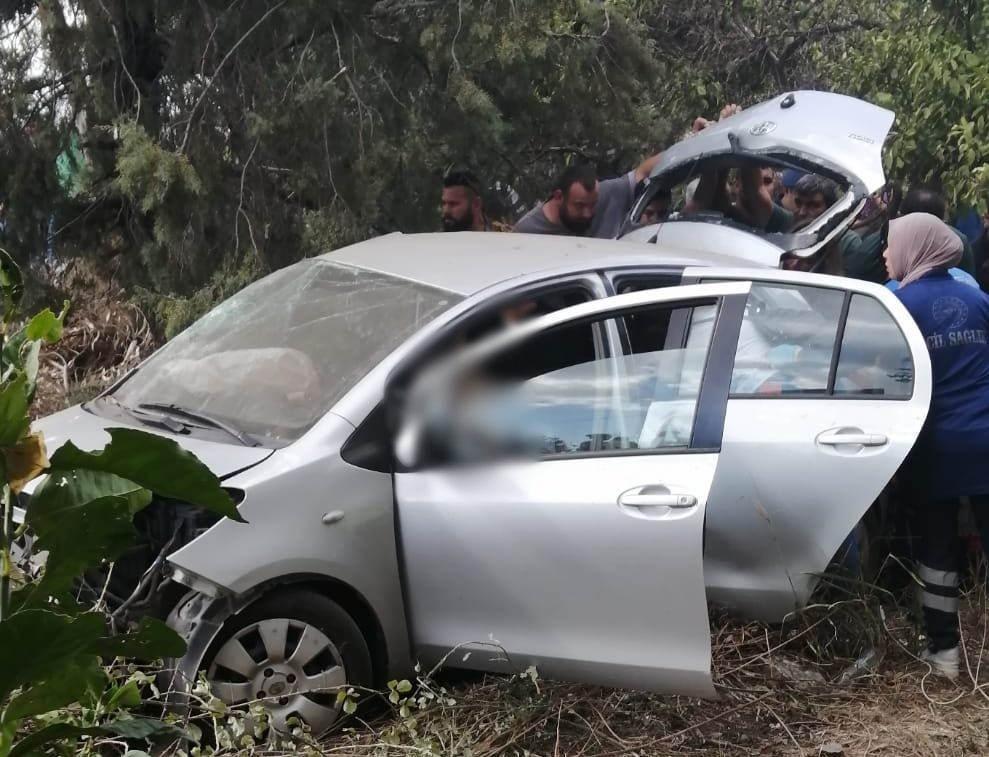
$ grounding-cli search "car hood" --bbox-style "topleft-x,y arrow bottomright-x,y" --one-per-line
28,404 -> 274,488
649,91 -> 894,195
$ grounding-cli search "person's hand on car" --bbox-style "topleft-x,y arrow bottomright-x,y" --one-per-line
720,103 -> 742,120
692,116 -> 711,133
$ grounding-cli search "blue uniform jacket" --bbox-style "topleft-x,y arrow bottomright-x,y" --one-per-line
896,271 -> 989,497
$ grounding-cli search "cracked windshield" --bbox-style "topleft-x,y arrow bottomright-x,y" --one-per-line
112,260 -> 458,444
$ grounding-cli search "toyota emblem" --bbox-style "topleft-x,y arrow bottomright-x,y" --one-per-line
750,121 -> 777,136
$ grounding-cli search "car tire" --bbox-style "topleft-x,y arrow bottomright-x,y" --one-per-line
202,589 -> 372,736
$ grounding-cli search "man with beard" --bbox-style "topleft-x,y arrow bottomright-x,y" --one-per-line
441,170 -> 488,232
514,153 -> 663,238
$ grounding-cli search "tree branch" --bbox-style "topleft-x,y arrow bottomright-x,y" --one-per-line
180,0 -> 287,153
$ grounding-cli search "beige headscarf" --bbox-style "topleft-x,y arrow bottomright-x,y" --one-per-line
886,212 -> 963,286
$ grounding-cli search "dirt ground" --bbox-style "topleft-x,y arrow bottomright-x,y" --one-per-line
321,593 -> 989,757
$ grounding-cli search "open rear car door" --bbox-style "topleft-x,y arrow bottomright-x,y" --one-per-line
684,268 -> 932,621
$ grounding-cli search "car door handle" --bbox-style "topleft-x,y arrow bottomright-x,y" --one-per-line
618,488 -> 698,509
816,430 -> 888,447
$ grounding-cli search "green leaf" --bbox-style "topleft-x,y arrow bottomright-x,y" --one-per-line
105,716 -> 192,741
24,302 -> 69,342
49,428 -> 244,522
0,610 -> 105,702
8,722 -> 97,757
396,679 -> 413,693
0,374 -> 29,447
93,616 -> 186,660
107,679 -> 143,710
22,340 -> 40,397
2,657 -> 105,722
23,473 -> 152,600
8,717 -> 192,757
28,470 -> 147,530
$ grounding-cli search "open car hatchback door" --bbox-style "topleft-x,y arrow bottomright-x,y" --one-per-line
650,91 -> 894,196
392,282 -> 754,698
621,91 -> 895,260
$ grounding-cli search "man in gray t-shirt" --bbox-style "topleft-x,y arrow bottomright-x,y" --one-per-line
514,154 -> 663,239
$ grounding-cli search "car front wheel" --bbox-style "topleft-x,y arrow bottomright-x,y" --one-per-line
203,589 -> 372,736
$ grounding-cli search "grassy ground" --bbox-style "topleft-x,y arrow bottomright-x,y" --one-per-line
319,590 -> 989,757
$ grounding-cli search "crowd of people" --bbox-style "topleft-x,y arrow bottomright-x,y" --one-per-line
439,108 -> 989,681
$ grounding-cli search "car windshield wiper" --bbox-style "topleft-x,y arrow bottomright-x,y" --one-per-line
99,395 -> 188,435
136,402 -> 261,448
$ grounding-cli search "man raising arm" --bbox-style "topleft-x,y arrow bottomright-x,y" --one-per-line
514,149 -> 665,239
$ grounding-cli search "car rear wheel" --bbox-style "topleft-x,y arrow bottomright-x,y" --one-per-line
203,589 -> 372,736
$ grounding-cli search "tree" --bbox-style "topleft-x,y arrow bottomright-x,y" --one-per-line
1,1 -> 980,338
829,1 -> 989,210
0,1 -> 671,334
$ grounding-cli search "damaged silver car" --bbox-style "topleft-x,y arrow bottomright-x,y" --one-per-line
27,92 -> 928,735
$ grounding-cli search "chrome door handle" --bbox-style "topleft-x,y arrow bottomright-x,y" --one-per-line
817,430 -> 888,447
618,488 -> 697,509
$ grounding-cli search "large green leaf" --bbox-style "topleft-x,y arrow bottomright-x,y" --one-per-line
93,617 -> 186,660
23,303 -> 68,343
27,470 -> 148,531
2,658 -> 105,723
48,429 -> 244,522
8,717 -> 192,757
0,374 -> 29,448
26,492 -> 151,601
21,340 -> 40,399
1,329 -> 27,382
0,611 -> 106,702
20,472 -> 152,604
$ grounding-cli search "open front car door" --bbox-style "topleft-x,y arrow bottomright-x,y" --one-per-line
392,282 -> 753,698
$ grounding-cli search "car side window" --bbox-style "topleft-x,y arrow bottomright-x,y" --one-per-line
424,303 -> 716,463
727,283 -> 845,396
834,294 -> 914,398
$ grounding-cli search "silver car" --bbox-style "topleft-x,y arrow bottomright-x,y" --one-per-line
30,92 -> 930,734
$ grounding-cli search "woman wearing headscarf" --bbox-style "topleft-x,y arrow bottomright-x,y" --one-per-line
884,212 -> 989,679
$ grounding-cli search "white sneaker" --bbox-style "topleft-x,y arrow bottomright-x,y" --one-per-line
921,646 -> 960,680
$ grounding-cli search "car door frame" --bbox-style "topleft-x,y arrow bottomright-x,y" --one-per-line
391,281 -> 752,697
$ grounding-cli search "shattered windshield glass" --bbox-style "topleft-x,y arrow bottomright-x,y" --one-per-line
112,259 -> 459,445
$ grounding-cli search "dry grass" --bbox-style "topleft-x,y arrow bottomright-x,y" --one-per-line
32,261 -> 159,418
320,588 -> 989,757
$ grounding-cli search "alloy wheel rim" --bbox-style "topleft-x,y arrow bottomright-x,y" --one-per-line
207,617 -> 347,734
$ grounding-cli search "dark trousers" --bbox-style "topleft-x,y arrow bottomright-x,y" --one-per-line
921,495 -> 989,651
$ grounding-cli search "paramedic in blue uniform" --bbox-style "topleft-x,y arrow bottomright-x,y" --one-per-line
884,212 -> 989,679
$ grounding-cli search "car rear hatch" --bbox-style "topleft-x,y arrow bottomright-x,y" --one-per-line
622,91 -> 895,260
